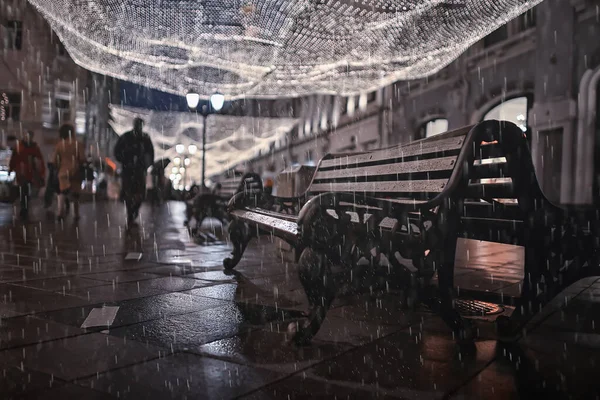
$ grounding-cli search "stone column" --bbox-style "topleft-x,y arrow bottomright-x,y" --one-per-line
529,0 -> 577,204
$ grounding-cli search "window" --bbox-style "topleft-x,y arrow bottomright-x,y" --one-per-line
420,118 -> 448,138
4,21 -> 23,50
306,149 -> 315,166
483,25 -> 508,48
519,8 -> 536,32
483,97 -> 529,132
367,91 -> 377,103
340,97 -> 348,115
53,98 -> 71,125
0,92 -> 21,122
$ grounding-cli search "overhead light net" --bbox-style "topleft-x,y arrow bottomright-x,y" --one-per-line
29,0 -> 541,98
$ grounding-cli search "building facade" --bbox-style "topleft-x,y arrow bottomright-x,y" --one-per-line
0,0 -> 114,161
244,0 -> 600,206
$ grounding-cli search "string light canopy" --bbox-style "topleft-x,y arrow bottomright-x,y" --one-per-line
109,105 -> 298,179
29,0 -> 541,99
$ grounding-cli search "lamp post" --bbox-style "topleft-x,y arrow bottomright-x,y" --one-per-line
186,92 -> 224,189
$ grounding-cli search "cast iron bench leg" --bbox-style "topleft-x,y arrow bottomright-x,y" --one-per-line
223,219 -> 253,270
290,247 -> 336,345
422,233 -> 473,342
425,200 -> 473,342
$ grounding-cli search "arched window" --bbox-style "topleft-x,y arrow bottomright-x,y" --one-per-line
420,118 -> 448,139
483,97 -> 528,132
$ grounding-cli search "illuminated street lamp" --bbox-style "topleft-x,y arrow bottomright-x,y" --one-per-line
185,92 -> 200,110
186,91 -> 225,188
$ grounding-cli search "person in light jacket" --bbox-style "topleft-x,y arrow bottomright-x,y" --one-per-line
53,123 -> 85,220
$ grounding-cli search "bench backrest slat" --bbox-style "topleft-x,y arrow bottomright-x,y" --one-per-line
314,156 -> 457,181
310,179 -> 448,194
319,134 -> 466,170
305,125 -> 474,203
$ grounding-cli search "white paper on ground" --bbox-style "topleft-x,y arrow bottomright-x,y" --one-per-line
81,306 -> 120,328
124,252 -> 142,261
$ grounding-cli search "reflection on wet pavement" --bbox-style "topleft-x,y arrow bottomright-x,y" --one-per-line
0,201 -> 598,399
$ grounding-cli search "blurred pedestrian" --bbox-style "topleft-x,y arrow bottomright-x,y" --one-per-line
53,123 -> 85,220
114,117 -> 154,228
44,162 -> 71,212
44,162 -> 56,209
8,131 -> 45,220
150,164 -> 167,205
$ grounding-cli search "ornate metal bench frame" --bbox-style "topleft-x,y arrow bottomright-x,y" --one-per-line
223,120 -> 600,345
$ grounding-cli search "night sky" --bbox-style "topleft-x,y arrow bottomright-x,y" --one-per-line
117,81 -> 232,114
118,80 -> 188,111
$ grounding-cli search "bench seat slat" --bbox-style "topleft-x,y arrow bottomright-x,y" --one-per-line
314,156 -> 458,181
319,133 -> 468,169
245,207 -> 298,222
373,197 -> 428,206
309,179 -> 448,194
231,209 -> 298,240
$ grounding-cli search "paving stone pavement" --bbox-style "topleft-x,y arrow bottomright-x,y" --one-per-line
0,200 -> 599,399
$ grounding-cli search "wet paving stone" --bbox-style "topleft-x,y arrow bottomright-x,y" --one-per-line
0,284 -> 90,316
310,315 -> 406,346
80,271 -> 162,284
0,315 -> 85,350
0,365 -> 63,400
38,292 -> 228,331
184,280 -> 304,309
71,276 -> 211,303
240,375 -> 395,399
107,302 -> 304,352
197,328 -> 352,374
327,293 -> 431,328
0,332 -> 163,381
80,352 -> 283,399
15,276 -> 111,293
107,303 -> 251,351
183,283 -> 241,301
307,331 -> 497,398
0,201 -> 599,398
15,383 -> 117,400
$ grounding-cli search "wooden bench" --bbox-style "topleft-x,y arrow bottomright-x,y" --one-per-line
223,120 -> 600,345
185,172 -> 262,230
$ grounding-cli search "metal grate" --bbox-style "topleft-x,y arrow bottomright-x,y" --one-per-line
455,300 -> 504,316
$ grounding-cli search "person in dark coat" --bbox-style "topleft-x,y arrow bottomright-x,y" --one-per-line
114,117 -> 154,227
8,131 -> 45,220
150,164 -> 166,206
